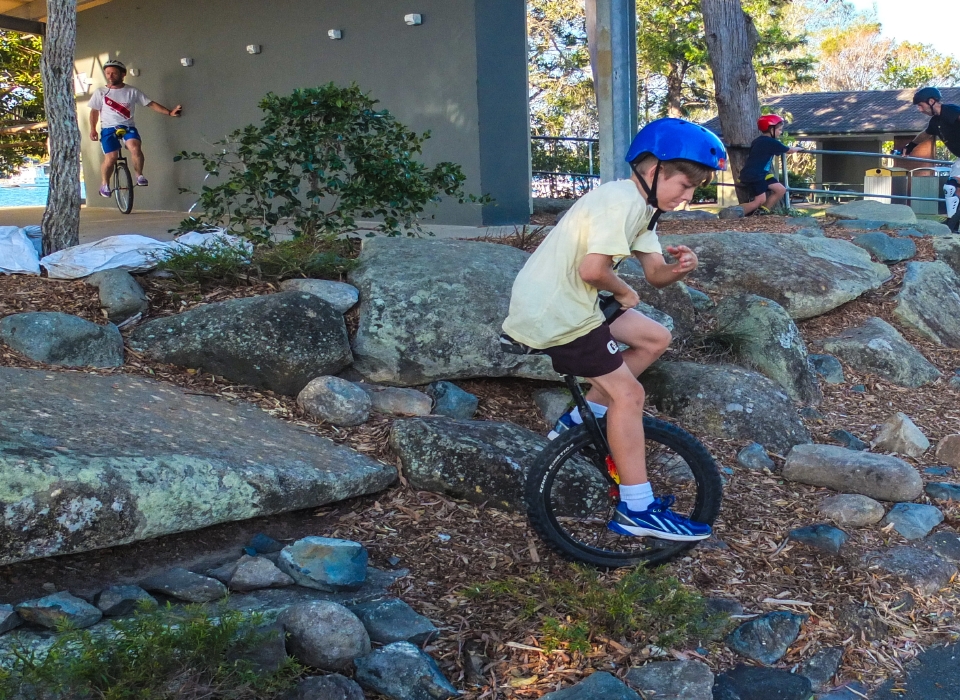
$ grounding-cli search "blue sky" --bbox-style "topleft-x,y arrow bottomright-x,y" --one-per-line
847,0 -> 959,58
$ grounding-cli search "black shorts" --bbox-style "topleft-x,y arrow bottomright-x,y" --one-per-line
743,175 -> 779,197
542,309 -> 626,378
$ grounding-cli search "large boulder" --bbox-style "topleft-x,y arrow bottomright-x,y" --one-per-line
819,317 -> 940,388
129,291 -> 352,395
618,258 -> 696,338
0,312 -> 123,368
640,361 -> 811,454
827,200 -> 918,224
658,232 -> 889,320
390,417 -> 547,512
894,261 -> 960,347
782,444 -> 923,502
714,294 -> 820,405
933,235 -> 960,275
349,238 -> 554,386
0,367 -> 396,566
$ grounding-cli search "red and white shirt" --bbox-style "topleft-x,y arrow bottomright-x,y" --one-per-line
89,85 -> 152,129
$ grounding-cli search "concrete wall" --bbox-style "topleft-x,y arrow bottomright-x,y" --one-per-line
75,0 -> 530,226
819,138 -> 883,191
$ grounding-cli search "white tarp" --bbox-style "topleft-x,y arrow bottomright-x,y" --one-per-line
0,226 -> 41,275
171,230 -> 253,257
40,235 -> 175,279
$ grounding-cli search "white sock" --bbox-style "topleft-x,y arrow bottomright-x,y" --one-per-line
569,401 -> 608,424
620,482 -> 655,512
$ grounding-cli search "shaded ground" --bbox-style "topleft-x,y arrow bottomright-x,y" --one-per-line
873,642 -> 960,699
2,215 -> 960,698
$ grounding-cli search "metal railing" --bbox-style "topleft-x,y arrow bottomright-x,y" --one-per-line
532,136 -> 600,199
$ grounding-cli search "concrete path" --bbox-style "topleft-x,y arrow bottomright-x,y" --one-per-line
872,643 -> 960,699
0,206 -> 517,245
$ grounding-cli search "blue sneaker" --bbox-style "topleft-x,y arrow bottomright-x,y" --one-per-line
547,407 -> 578,440
607,496 -> 712,541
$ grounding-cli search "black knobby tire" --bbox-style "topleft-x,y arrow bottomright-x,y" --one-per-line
114,161 -> 134,214
524,416 -> 723,568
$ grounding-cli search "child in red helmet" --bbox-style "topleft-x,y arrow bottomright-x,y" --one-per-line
739,114 -> 800,216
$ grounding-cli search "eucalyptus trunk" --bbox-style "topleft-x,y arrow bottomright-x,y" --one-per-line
40,0 -> 81,255
701,0 -> 760,201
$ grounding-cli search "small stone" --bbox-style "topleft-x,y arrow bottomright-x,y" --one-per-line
921,531 -> 960,563
0,312 -> 124,368
279,279 -> 359,313
533,388 -> 572,427
387,555 -> 402,567
625,659 -> 714,700
799,647 -> 843,691
926,482 -> 960,501
809,354 -> 845,384
924,466 -> 954,476
278,536 -> 368,591
94,585 -> 157,616
852,232 -> 917,263
427,381 -> 479,419
713,665 -> 812,700
788,524 -> 848,554
86,269 -> 150,323
883,503 -> 944,540
838,604 -> 888,641
726,611 -> 806,665
354,641 -> 458,700
719,205 -> 745,219
539,671 -> 640,699
851,384 -> 866,392
359,383 -> 433,416
686,287 -> 714,311
936,434 -> 960,469
297,376 -> 371,427
350,598 -> 439,645
0,604 -> 23,634
286,674 -> 365,700
784,445 -> 922,502
819,494 -> 885,527
207,559 -> 241,584
829,429 -> 869,451
279,600 -> 370,671
868,546 -> 957,595
872,412 -> 930,457
139,567 -> 227,603
228,554 -> 295,591
15,591 -> 103,630
249,533 -> 284,553
41,582 -> 57,594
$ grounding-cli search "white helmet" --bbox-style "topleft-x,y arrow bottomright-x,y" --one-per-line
103,59 -> 126,73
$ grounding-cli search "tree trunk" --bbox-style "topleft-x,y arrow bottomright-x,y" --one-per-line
665,66 -> 685,118
701,0 -> 760,202
40,0 -> 81,255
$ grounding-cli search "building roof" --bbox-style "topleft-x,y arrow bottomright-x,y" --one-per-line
703,88 -> 960,139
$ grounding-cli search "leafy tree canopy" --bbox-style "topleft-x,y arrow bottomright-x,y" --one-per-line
0,29 -> 46,177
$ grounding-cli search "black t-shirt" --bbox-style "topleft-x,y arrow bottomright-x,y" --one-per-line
926,104 -> 960,157
740,135 -> 790,182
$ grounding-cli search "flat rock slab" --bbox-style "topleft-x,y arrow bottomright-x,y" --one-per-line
865,546 -> 957,595
894,261 -> 960,348
625,659 -> 714,700
140,567 -> 227,603
15,591 -> 103,630
0,312 -> 123,368
852,232 -> 917,263
354,641 -> 458,699
726,611 -> 805,665
713,665 -> 813,700
641,361 -> 811,454
350,597 -> 439,645
873,642 -> 960,699
819,494 -> 885,527
827,200 -> 918,224
0,367 -> 396,565
882,503 -> 943,540
540,671 -> 641,699
659,232 -> 890,320
783,444 -> 923,502
349,238 -> 555,385
819,317 -> 940,388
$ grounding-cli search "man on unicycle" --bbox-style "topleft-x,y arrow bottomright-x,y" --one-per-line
903,87 -> 960,232
88,59 -> 182,198
502,118 -> 726,541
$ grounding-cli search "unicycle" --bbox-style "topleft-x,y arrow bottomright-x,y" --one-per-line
111,127 -> 134,214
500,337 -> 723,569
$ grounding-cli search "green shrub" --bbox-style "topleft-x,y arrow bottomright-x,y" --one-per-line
0,603 -> 302,700
175,84 -> 487,243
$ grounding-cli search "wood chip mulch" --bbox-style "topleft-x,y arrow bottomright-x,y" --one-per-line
2,218 -> 960,697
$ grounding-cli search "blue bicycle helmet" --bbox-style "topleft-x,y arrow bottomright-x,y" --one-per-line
624,118 -> 727,226
625,117 -> 727,170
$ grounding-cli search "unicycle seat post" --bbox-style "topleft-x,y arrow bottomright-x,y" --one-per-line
562,374 -> 610,454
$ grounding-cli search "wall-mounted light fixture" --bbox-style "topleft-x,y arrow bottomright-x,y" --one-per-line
246,44 -> 261,54
180,57 -> 194,67
327,29 -> 342,40
404,14 -> 422,25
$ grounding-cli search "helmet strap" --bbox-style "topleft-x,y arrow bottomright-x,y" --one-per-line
632,160 -> 664,230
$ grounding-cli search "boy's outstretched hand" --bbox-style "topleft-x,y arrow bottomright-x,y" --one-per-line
665,244 -> 698,276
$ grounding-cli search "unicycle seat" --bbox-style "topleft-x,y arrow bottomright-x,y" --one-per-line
499,333 -> 546,356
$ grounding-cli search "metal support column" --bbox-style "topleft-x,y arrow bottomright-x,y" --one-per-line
586,0 -> 637,183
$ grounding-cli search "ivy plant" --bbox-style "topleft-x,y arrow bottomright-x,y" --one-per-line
175,84 -> 487,242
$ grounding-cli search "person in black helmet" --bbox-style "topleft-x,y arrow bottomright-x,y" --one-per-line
904,87 -> 960,232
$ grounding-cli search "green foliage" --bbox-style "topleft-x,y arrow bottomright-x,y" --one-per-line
0,602 -> 302,700
154,237 -> 357,288
176,84 -> 483,243
0,29 -> 46,177
463,564 -> 722,653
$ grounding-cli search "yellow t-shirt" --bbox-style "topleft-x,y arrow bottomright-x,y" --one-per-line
502,179 -> 662,349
